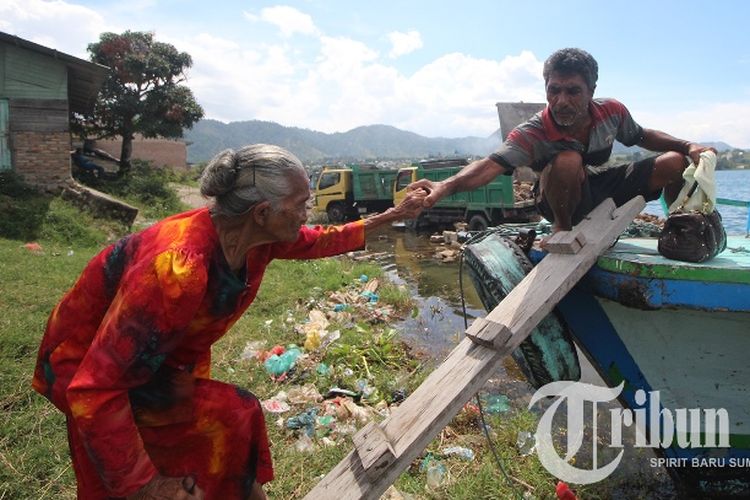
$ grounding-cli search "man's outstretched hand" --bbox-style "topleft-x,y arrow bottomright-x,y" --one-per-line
687,143 -> 718,167
406,179 -> 449,209
127,474 -> 205,500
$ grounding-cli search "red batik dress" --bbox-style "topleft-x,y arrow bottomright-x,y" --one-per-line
32,207 -> 365,499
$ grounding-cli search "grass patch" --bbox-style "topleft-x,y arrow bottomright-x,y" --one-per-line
0,172 -> 127,246
0,239 -> 101,499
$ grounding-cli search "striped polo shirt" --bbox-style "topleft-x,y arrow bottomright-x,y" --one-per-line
490,98 -> 644,172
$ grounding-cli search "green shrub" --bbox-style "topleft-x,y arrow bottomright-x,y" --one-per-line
78,160 -> 187,219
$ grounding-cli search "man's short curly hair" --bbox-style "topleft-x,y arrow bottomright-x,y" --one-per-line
543,48 -> 599,91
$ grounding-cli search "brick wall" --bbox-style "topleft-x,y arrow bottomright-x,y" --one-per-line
95,136 -> 187,170
13,131 -> 71,191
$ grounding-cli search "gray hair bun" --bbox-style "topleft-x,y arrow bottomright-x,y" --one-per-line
199,144 -> 307,217
200,149 -> 239,197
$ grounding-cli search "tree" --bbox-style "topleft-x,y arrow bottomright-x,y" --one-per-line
74,31 -> 204,174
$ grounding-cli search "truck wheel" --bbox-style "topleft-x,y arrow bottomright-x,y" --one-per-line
468,214 -> 489,232
327,203 -> 346,223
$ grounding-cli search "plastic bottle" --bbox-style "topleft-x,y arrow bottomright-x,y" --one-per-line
425,460 -> 446,489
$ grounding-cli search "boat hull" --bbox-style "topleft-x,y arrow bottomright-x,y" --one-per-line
533,236 -> 750,493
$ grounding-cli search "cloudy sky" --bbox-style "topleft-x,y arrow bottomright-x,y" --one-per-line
3,0 -> 750,147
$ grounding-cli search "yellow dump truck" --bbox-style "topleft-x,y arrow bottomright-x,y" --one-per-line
313,164 -> 400,222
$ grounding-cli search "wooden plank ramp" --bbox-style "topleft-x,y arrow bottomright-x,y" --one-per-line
304,196 -> 645,500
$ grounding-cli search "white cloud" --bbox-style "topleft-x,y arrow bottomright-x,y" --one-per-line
396,50 -> 545,136
253,5 -> 320,38
387,30 -> 422,58
156,28 -> 545,138
0,0 -> 107,58
635,102 -> 750,149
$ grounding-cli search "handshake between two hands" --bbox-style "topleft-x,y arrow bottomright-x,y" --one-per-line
391,180 -> 444,220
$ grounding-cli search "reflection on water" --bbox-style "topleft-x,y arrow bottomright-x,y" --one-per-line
365,226 -> 489,355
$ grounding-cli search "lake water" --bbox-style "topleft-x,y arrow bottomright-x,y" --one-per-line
644,169 -> 750,234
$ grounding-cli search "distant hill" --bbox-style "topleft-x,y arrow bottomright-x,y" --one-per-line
184,120 -> 498,164
184,119 -> 736,164
612,140 -> 734,155
704,141 -> 734,152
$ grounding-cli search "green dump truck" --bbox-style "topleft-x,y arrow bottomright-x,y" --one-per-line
393,158 -> 537,230
314,164 -> 400,222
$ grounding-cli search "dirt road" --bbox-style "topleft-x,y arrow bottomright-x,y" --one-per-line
173,184 -> 208,209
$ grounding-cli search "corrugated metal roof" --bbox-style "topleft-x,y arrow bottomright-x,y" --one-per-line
0,31 -> 108,113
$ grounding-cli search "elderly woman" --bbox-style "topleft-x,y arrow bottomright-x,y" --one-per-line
32,144 -> 425,499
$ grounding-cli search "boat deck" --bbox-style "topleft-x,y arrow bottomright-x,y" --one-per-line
596,235 -> 750,284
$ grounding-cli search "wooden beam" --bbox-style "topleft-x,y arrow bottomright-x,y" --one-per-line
304,196 -> 645,500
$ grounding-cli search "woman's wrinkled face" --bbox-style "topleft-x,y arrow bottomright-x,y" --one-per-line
267,172 -> 312,242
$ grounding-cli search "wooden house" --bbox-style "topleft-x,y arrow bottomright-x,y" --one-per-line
0,32 -> 107,191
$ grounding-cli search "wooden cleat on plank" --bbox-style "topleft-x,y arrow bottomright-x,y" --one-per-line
353,422 -> 397,480
544,229 -> 587,254
465,317 -> 512,351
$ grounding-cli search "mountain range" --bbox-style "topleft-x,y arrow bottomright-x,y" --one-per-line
183,119 -> 734,164
184,120 -> 498,164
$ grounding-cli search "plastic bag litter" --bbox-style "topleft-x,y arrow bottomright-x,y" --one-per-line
556,481 -> 578,500
420,454 -> 446,489
264,346 -> 302,377
287,408 -> 318,436
304,330 -> 321,351
240,340 -> 266,361
23,242 -> 43,253
287,384 -> 323,405
334,423 -> 357,435
338,398 -> 371,424
381,485 -> 417,500
374,400 -> 390,418
326,387 -> 358,399
516,430 -> 536,456
356,379 -> 375,398
363,278 -> 379,293
441,446 -> 475,461
315,415 -> 335,437
482,394 -> 510,414
262,399 -> 290,413
295,433 -> 315,452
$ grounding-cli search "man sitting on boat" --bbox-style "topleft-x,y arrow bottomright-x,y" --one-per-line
408,47 -> 716,236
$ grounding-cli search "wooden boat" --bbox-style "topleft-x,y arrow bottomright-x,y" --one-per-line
465,228 -> 750,496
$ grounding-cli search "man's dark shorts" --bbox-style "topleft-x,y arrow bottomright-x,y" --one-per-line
536,156 -> 662,226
